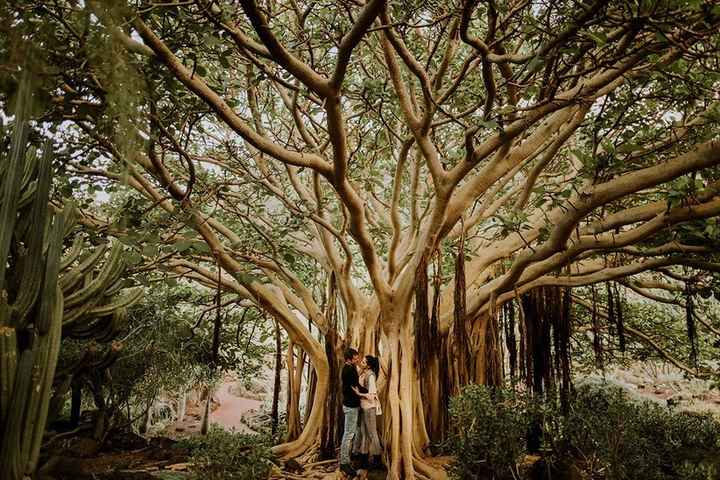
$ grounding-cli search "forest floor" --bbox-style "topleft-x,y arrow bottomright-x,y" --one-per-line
46,433 -> 191,480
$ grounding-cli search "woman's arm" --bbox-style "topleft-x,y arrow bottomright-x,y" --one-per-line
367,373 -> 377,396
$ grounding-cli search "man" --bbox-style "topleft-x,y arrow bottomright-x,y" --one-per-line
340,348 -> 366,477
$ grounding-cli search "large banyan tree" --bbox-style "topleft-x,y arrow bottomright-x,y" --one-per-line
2,0 -> 720,478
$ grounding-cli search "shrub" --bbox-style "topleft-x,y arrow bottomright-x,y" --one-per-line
563,384 -> 664,479
448,385 -> 529,479
563,383 -> 720,480
178,426 -> 276,480
449,383 -> 720,480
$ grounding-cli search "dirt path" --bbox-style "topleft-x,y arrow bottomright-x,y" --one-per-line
210,381 -> 263,432
162,380 -> 264,437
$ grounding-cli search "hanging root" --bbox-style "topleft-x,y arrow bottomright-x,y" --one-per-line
485,300 -> 503,386
504,300 -> 517,381
519,287 -> 572,404
686,282 -> 698,368
607,282 -> 615,338
614,283 -> 626,353
415,254 -> 431,372
591,285 -> 603,370
453,231 -> 469,387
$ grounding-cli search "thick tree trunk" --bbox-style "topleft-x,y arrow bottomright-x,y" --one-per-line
381,300 -> 449,480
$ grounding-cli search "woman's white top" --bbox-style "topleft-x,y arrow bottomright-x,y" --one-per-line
360,371 -> 382,415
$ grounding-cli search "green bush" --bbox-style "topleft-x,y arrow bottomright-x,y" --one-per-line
563,384 -> 664,479
448,385 -> 529,479
564,383 -> 720,479
178,426 -> 276,480
448,383 -> 720,480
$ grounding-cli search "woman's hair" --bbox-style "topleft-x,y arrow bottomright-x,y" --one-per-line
365,355 -> 380,377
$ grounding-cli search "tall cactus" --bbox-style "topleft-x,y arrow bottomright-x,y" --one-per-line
0,76 -> 141,480
0,78 -> 66,480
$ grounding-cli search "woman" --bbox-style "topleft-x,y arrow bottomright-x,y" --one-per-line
353,355 -> 383,470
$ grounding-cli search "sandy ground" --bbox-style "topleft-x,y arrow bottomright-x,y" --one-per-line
582,362 -> 720,414
159,378 -> 266,437
210,381 -> 263,432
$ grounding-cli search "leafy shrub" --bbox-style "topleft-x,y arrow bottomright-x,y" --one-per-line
449,383 -> 720,480
178,426 -> 276,480
448,385 -> 529,479
564,383 -> 720,479
563,384 -> 664,478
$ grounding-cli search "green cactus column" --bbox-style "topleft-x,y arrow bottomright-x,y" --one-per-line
0,79 -> 67,480
0,73 -> 142,480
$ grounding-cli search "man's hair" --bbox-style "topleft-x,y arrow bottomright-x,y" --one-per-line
344,348 -> 359,361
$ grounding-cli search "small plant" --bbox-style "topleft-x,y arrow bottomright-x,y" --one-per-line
448,385 -> 529,479
178,426 -> 276,480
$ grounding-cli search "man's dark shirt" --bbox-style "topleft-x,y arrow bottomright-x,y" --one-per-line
342,363 -> 367,408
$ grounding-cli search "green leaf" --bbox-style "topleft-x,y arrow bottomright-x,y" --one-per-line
173,240 -> 193,252
126,252 -> 142,265
527,56 -> 544,73
190,241 -> 210,253
142,244 -> 159,257
234,272 -> 258,284
479,119 -> 499,130
587,32 -> 607,46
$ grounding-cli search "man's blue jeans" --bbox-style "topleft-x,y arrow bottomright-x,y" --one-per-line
340,406 -> 359,466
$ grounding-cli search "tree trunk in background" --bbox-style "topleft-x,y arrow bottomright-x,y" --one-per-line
258,286 -> 329,461
200,386 -> 211,435
70,382 -> 82,428
177,391 -> 187,423
271,321 -> 281,436
285,342 -> 303,441
303,367 -> 316,426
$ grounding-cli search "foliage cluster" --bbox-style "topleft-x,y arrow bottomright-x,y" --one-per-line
448,385 -> 529,479
54,281 -> 272,433
177,426 -> 275,480
449,383 -> 720,480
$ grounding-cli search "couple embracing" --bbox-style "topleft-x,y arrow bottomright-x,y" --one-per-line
339,348 -> 383,477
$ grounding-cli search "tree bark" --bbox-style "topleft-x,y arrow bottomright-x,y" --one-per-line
285,341 -> 302,441
271,321 -> 281,436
